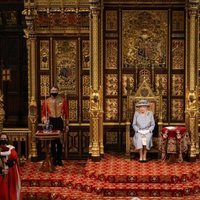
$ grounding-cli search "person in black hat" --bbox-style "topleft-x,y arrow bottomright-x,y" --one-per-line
132,99 -> 155,162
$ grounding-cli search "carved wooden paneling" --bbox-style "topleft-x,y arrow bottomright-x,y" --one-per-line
54,40 -> 78,95
105,74 -> 118,96
172,40 -> 184,70
40,40 -> 50,70
172,74 -> 184,96
122,10 -> 168,68
40,75 -> 50,97
105,39 -> 118,69
105,10 -> 118,31
172,11 -> 184,32
171,99 -> 184,121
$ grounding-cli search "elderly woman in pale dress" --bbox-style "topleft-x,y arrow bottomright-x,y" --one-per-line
132,99 -> 155,162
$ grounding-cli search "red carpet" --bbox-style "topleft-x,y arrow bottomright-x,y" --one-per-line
21,153 -> 200,199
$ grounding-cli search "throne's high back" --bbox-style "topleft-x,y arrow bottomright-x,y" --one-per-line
125,76 -> 163,156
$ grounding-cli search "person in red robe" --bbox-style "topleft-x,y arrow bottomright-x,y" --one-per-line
0,145 -> 10,200
0,133 -> 21,200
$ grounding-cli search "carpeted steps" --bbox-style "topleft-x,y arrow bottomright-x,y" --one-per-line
21,186 -> 200,200
21,155 -> 200,198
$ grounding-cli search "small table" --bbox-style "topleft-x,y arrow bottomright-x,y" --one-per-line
35,130 -> 61,172
161,126 -> 190,162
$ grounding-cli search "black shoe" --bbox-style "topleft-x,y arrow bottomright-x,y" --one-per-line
52,160 -> 57,166
57,160 -> 63,166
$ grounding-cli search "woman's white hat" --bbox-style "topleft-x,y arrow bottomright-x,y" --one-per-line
136,99 -> 150,107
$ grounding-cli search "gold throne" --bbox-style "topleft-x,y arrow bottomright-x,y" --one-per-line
125,76 -> 163,157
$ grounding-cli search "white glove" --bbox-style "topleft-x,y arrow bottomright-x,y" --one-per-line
138,130 -> 149,135
65,126 -> 69,132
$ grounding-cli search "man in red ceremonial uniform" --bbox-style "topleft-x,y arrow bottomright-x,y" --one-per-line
0,133 -> 21,200
41,86 -> 69,166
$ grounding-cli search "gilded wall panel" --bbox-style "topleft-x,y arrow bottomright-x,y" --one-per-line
105,10 -> 118,31
35,13 -> 49,28
50,13 -> 63,27
122,74 -> 134,96
172,40 -> 184,70
122,10 -> 167,68
68,100 -> 78,121
122,98 -> 127,121
105,132 -> 118,144
54,40 -> 78,95
172,74 -> 184,96
105,99 -> 118,121
171,99 -> 184,121
105,74 -> 118,96
82,75 -> 90,96
105,40 -> 118,69
162,99 -> 167,122
40,75 -> 50,97
82,40 -> 90,69
155,74 -> 167,96
68,131 -> 79,153
172,11 -> 184,32
82,100 -> 90,121
40,40 -> 49,70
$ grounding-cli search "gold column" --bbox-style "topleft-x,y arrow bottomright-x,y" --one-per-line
29,37 -> 38,160
186,3 -> 199,159
99,86 -> 104,156
90,0 -> 101,161
99,0 -> 104,156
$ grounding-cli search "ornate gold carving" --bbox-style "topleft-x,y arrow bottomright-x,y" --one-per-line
122,74 -> 134,96
155,74 -> 167,96
40,40 -> 49,70
68,100 -> 78,121
105,39 -> 118,69
139,69 -> 151,85
172,40 -> 184,69
171,99 -> 184,121
122,10 -> 167,68
172,11 -> 184,32
172,74 -> 184,96
105,10 -> 118,31
122,98 -> 127,121
54,40 -> 77,95
5,11 -> 17,26
82,75 -> 90,96
91,7 -> 100,91
29,98 -> 38,158
105,99 -> 118,121
105,74 -> 118,96
89,87 -> 101,158
82,100 -> 90,121
40,75 -> 50,97
162,99 -> 167,122
82,40 -> 90,69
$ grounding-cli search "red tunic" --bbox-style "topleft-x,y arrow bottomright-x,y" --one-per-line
41,95 -> 69,123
